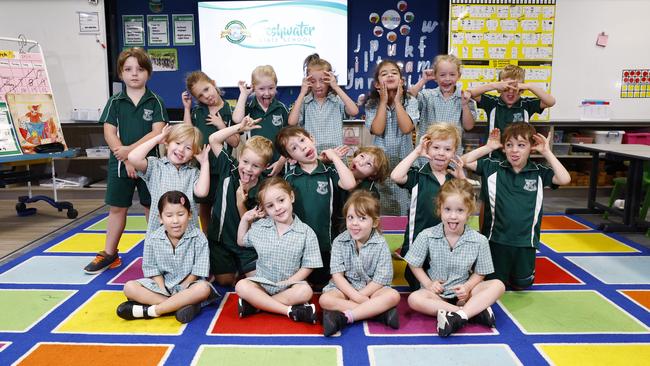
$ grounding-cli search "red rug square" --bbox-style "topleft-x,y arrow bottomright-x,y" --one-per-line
534,257 -> 582,285
209,292 -> 324,335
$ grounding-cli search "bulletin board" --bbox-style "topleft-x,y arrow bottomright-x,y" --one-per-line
449,0 -> 556,122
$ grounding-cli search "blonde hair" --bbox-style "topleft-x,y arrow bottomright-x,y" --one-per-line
499,64 -> 525,83
251,65 -> 278,87
432,54 -> 462,74
436,179 -> 476,217
343,190 -> 382,233
303,53 -> 333,75
354,146 -> 389,183
425,123 -> 461,151
117,48 -> 152,80
185,70 -> 221,97
242,136 -> 274,166
166,124 -> 203,155
257,176 -> 294,204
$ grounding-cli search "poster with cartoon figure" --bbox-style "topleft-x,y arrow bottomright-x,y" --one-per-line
5,93 -> 67,153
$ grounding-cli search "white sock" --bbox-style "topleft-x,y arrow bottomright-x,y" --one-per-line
132,305 -> 144,318
457,309 -> 468,320
286,306 -> 292,317
148,305 -> 159,318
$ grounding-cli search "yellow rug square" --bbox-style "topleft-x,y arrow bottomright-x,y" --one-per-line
540,233 -> 638,253
537,343 -> 650,366
392,258 -> 407,286
54,290 -> 184,335
46,233 -> 143,254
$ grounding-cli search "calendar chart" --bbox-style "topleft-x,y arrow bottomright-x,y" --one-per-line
0,51 -> 52,102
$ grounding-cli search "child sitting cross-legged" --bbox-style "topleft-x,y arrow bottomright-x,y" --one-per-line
406,179 -> 505,337
117,191 -> 218,324
319,190 -> 400,336
235,177 -> 323,324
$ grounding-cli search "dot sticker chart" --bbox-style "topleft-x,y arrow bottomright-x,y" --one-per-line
621,69 -> 650,98
0,52 -> 52,103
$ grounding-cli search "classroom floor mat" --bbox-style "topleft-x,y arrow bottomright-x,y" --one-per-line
391,258 -> 407,286
619,290 -> 650,311
192,345 -> 342,366
533,257 -> 582,285
540,232 -> 639,253
566,256 -> 650,284
367,345 -> 521,366
108,257 -> 143,285
0,289 -> 75,332
536,343 -> 650,366
540,215 -> 591,231
85,215 -> 148,232
0,256 -> 98,284
14,343 -> 172,366
45,232 -> 143,253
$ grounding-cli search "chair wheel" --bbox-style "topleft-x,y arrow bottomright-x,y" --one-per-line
67,209 -> 78,219
16,202 -> 26,212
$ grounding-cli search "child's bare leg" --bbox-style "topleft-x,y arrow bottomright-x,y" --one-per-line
350,287 -> 400,321
198,203 -> 211,235
155,282 -> 211,315
143,205 -> 150,223
123,280 -> 168,305
459,280 -> 505,318
214,273 -> 237,286
319,289 -> 360,312
272,283 -> 313,306
408,289 -> 461,316
235,279 -> 291,315
104,206 -> 128,254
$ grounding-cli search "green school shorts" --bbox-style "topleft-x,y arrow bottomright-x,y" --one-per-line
105,174 -> 151,208
209,243 -> 258,275
485,241 -> 536,289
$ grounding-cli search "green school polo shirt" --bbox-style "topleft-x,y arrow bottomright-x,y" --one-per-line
191,102 -> 234,173
477,157 -> 556,248
206,150 -> 261,248
100,88 -> 168,177
398,164 -> 453,256
284,160 -> 340,252
245,98 -> 288,161
477,94 -> 543,133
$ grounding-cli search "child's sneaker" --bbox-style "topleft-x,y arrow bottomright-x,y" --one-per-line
237,297 -> 259,318
468,306 -> 496,328
288,303 -> 317,324
175,303 -> 201,323
84,251 -> 121,274
437,310 -> 467,337
322,310 -> 348,336
375,307 -> 400,329
116,301 -> 152,320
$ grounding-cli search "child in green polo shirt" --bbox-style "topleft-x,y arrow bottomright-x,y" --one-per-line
391,123 -> 466,290
182,70 -> 239,234
276,126 -> 357,288
462,123 -> 571,289
233,65 -> 294,176
84,47 -> 167,274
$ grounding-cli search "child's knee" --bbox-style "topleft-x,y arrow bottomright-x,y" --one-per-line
234,278 -> 251,294
192,281 -> 212,299
387,288 -> 401,305
123,280 -> 141,297
294,283 -> 313,300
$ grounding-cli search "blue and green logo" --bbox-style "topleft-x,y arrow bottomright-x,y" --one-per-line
220,20 -> 250,44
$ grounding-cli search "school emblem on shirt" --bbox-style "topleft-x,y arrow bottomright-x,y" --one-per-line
316,181 -> 329,195
512,112 -> 524,122
272,114 -> 283,126
142,109 -> 153,121
523,179 -> 537,192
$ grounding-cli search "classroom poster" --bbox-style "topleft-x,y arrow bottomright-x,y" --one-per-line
148,48 -> 178,72
0,52 -> 52,103
621,69 -> 650,98
147,15 -> 170,46
5,94 -> 67,154
123,15 -> 145,46
449,0 -> 556,121
172,14 -> 195,46
0,102 -> 22,157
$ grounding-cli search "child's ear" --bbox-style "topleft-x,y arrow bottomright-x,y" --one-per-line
289,192 -> 295,203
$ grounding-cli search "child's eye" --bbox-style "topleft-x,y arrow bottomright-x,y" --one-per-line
279,198 -> 284,202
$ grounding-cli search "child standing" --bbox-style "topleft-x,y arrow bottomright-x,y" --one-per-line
391,123 -> 465,290
320,190 -> 400,336
408,54 -> 477,154
406,179 -> 505,337
84,48 -> 168,274
182,71 -> 239,233
117,191 -> 216,324
276,126 -> 357,287
288,53 -> 359,152
233,65 -> 292,176
462,123 -> 571,289
207,117 -> 274,286
128,123 -> 210,234
365,60 -> 419,215
235,177 -> 322,323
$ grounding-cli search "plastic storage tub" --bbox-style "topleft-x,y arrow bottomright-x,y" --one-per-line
552,143 -> 571,155
582,130 -> 625,144
623,132 -> 650,146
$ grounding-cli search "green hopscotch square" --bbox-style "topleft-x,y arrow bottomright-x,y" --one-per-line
194,345 -> 341,366
500,290 -> 647,334
0,289 -> 75,332
86,215 -> 147,231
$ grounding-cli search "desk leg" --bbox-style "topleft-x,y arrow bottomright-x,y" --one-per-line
566,152 -> 603,214
601,159 -> 644,232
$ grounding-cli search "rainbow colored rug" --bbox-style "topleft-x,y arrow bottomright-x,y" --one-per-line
0,214 -> 649,365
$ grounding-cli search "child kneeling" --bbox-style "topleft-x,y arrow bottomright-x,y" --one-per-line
405,179 -> 505,337
319,190 -> 400,336
235,177 -> 323,323
117,191 -> 218,323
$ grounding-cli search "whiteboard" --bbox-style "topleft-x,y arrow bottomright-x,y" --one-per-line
552,0 -> 650,121
0,0 -> 109,123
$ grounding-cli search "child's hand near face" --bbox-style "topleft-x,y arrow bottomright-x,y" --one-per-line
323,71 -> 339,90
181,91 -> 192,109
422,69 -> 436,82
236,179 -> 248,206
486,128 -> 503,150
300,75 -> 313,95
320,145 -> 350,163
448,156 -> 466,180
532,132 -> 552,155
242,206 -> 266,222
494,80 -> 518,93
415,135 -> 433,160
195,144 -> 211,166
158,124 -> 172,143
461,90 -> 472,107
377,82 -> 389,105
238,80 -> 252,97
238,115 -> 262,133
395,80 -> 404,104
205,111 -> 223,127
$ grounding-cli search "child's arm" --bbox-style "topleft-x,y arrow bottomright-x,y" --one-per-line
182,91 -> 193,125
461,128 -> 501,171
236,207 -> 266,246
532,132 -> 571,185
206,111 -> 240,148
453,273 -> 484,303
468,80 -> 517,102
394,83 -> 415,134
127,124 -> 169,172
327,71 -> 359,117
322,149 -> 356,190
368,84 -> 389,136
518,83 -> 556,109
391,136 -> 431,185
232,80 -> 252,123
193,145 -> 211,198
358,281 -> 384,298
407,69 -> 435,96
287,75 -> 312,126
178,274 -> 199,289
281,267 -> 313,283
460,90 -> 476,130
208,116 -> 261,157
332,272 -> 370,303
236,182 -> 249,217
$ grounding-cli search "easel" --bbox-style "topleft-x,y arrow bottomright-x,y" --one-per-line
0,35 -> 77,218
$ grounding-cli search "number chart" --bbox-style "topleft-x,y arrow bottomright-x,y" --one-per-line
0,51 -> 52,102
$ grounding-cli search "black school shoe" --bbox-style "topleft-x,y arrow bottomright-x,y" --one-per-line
375,307 -> 400,329
176,303 -> 201,324
116,301 -> 152,320
437,310 -> 467,337
468,306 -> 496,328
322,310 -> 348,336
288,304 -> 317,324
237,297 -> 260,318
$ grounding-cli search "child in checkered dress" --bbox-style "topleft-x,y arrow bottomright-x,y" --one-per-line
128,123 -> 210,234
319,190 -> 401,336
235,177 -> 323,323
406,179 -> 505,337
288,53 -> 359,152
117,191 -> 217,324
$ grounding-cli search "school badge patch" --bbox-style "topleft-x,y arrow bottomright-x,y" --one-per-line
316,181 -> 329,195
512,112 -> 524,122
143,109 -> 154,121
272,114 -> 283,126
523,178 -> 537,192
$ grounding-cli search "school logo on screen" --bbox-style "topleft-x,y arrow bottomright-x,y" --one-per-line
220,20 -> 250,44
